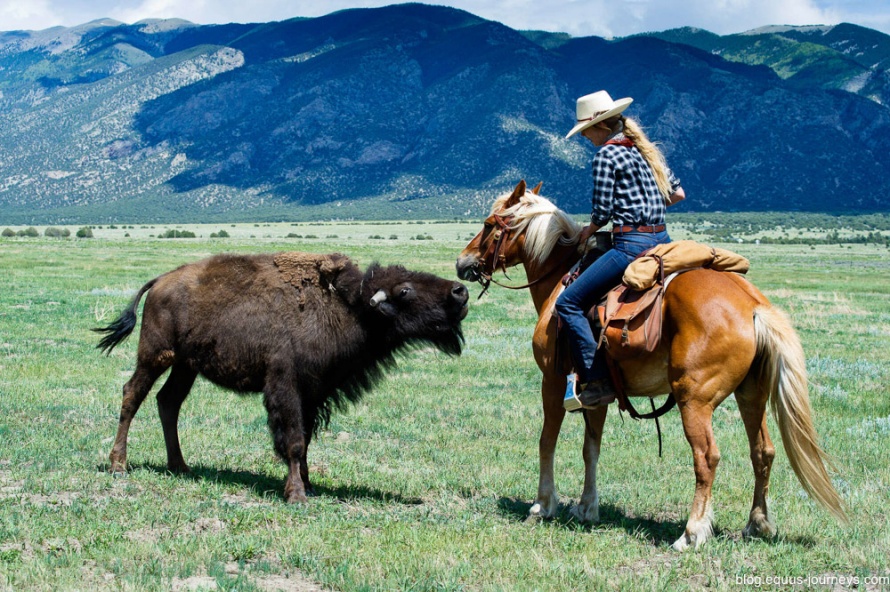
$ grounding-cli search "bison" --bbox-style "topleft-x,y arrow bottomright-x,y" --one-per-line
94,251 -> 469,502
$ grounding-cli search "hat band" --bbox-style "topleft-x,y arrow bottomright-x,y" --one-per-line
577,109 -> 612,123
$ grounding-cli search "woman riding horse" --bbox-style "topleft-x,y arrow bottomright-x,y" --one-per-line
558,90 -> 686,410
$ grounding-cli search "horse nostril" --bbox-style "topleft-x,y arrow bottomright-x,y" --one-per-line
455,256 -> 481,281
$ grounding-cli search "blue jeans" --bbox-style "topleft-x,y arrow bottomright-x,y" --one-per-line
555,230 -> 670,383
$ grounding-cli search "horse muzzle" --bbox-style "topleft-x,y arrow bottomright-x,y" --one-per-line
455,255 -> 483,283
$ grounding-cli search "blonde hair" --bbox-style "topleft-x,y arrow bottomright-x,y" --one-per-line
611,116 -> 673,201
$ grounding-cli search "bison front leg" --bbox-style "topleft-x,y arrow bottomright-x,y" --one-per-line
300,406 -> 319,496
263,380 -> 310,503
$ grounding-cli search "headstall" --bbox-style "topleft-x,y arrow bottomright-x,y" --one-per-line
475,212 -> 574,298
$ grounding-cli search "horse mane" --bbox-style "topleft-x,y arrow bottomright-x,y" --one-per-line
490,190 -> 583,267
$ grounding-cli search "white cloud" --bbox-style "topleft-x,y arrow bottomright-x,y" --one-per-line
445,0 -> 841,37
0,0 -> 59,30
639,0 -> 839,35
109,0 -> 385,27
110,0 -> 208,24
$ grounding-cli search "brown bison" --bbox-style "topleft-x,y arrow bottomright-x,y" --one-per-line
95,251 -> 469,502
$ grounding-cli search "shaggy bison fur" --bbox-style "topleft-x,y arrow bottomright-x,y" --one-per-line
94,252 -> 469,502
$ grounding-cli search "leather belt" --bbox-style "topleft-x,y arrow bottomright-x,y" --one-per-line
612,224 -> 666,234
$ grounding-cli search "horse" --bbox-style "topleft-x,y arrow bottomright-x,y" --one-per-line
455,180 -> 847,550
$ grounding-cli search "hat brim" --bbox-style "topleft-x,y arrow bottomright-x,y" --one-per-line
565,97 -> 633,139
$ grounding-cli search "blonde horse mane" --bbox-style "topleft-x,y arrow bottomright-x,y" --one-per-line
490,189 -> 583,267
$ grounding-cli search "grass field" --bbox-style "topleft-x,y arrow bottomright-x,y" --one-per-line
1,223 -> 889,591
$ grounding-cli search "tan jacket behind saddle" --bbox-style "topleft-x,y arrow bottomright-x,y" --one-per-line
594,240 -> 750,360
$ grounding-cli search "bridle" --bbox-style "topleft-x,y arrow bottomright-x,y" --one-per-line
474,211 -> 576,298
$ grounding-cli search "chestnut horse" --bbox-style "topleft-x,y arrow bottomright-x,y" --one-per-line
456,180 -> 846,550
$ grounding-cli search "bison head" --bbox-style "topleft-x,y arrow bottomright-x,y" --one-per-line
361,263 -> 469,356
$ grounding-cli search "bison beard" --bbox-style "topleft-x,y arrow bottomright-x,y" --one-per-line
94,252 -> 469,503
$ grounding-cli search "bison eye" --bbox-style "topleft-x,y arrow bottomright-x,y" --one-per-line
395,284 -> 415,300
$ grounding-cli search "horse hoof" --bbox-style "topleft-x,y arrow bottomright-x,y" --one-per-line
671,535 -> 691,552
672,528 -> 710,551
528,500 -> 557,520
742,519 -> 777,540
570,502 -> 599,523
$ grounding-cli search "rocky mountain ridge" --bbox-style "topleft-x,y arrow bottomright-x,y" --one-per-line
1,4 -> 888,223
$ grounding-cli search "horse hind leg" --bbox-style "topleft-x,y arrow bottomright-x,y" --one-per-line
735,374 -> 777,540
673,400 -> 721,551
156,363 -> 199,473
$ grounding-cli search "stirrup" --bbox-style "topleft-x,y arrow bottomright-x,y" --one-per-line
563,374 -> 584,412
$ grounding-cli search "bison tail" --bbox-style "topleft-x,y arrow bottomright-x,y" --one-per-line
93,277 -> 158,355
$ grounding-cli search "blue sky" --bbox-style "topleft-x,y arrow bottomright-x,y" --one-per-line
1,0 -> 888,37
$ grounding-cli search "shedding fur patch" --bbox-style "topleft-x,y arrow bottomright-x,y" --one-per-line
155,349 -> 175,366
273,252 -> 350,290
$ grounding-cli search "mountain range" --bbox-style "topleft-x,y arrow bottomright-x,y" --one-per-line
1,3 -> 889,223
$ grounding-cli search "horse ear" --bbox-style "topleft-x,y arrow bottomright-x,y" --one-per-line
506,180 -> 526,207
531,182 -> 543,195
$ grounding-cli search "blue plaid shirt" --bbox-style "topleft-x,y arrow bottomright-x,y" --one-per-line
589,134 -> 681,228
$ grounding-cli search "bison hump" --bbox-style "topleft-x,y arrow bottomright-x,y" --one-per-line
274,252 -> 352,291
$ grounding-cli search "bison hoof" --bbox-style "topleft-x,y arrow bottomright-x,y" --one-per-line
108,461 -> 127,476
285,492 -> 309,504
167,462 -> 191,474
284,484 -> 309,503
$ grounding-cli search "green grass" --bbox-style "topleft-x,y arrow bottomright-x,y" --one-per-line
1,226 -> 889,590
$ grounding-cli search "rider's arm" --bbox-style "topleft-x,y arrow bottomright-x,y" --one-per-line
577,222 -> 601,246
667,186 -> 686,206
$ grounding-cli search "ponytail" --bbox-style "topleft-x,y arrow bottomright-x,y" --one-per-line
620,116 -> 673,201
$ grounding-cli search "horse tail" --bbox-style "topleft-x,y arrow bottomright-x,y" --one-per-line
93,277 -> 159,355
753,305 -> 848,523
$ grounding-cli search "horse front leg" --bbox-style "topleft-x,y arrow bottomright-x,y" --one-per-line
529,373 -> 566,520
570,406 -> 607,523
673,400 -> 720,551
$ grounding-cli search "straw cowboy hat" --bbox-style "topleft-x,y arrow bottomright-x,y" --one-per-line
565,90 -> 633,139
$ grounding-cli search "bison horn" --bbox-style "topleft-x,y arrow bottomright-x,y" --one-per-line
370,290 -> 387,307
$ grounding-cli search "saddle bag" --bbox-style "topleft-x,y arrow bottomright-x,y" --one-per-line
592,256 -> 665,360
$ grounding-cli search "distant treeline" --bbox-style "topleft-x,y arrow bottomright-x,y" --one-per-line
672,212 -> 890,245
3,212 -> 890,246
